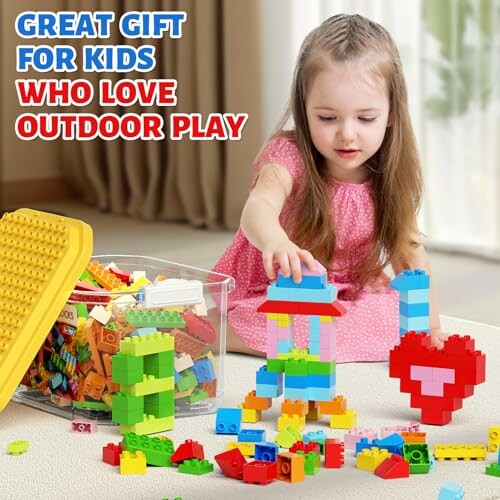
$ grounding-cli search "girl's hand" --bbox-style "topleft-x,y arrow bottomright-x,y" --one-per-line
430,328 -> 448,349
262,237 -> 317,284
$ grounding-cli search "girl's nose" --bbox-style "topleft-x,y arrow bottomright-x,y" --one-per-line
338,121 -> 356,142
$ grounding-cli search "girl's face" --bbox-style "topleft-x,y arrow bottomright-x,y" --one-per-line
305,60 -> 391,183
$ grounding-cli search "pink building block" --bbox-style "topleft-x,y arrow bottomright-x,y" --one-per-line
380,422 -> 420,438
344,428 -> 378,450
71,419 -> 97,433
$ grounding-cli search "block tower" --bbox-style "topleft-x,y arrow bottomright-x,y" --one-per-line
111,331 -> 175,434
243,261 -> 356,429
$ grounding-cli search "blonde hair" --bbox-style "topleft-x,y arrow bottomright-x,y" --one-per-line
261,13 -> 422,289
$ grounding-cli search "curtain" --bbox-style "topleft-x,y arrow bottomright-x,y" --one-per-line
60,0 -> 263,230
262,0 -> 500,257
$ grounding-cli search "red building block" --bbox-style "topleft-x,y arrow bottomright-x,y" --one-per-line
374,454 -> 410,479
103,443 -> 122,466
242,460 -> 277,485
171,439 -> 204,464
290,441 -> 321,455
214,448 -> 247,480
324,438 -> 344,468
182,310 -> 217,344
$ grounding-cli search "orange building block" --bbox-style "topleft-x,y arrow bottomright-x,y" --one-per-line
200,380 -> 217,398
83,319 -> 104,376
277,452 -> 305,483
244,390 -> 272,411
306,400 -> 322,421
281,399 -> 308,417
87,260 -> 126,290
402,432 -> 426,444
83,371 -> 106,400
171,329 -> 207,359
96,327 -> 120,354
318,395 -> 346,415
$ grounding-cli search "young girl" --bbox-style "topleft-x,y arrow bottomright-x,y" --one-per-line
213,13 -> 446,362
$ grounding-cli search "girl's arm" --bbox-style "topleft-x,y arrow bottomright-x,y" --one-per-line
391,232 -> 447,348
241,163 -> 316,282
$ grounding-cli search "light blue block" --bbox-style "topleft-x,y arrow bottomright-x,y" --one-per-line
400,315 -> 430,331
130,327 -> 157,337
309,343 -> 320,355
309,316 -> 321,329
256,383 -> 283,398
390,269 -> 430,291
399,302 -> 429,317
215,408 -> 242,435
267,283 -> 337,303
238,429 -> 266,443
277,274 -> 326,289
438,483 -> 464,500
284,387 -> 308,400
400,328 -> 429,336
277,339 -> 293,353
303,430 -> 327,444
399,289 -> 430,303
307,386 -> 335,401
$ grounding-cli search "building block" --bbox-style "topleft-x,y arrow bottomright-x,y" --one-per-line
318,395 -> 346,415
390,269 -> 430,291
267,282 -> 336,303
215,408 -> 242,434
123,432 -> 174,467
324,438 -> 344,468
182,310 -> 217,344
174,353 -> 194,373
244,390 -> 272,410
119,332 -> 174,357
112,392 -> 144,425
242,460 -> 277,485
330,409 -> 357,429
403,444 -> 430,473
118,414 -> 174,435
7,440 -> 29,455
227,441 -> 255,457
238,404 -> 261,423
238,429 -> 266,443
277,414 -> 305,432
256,365 -> 284,385
256,383 -> 283,398
281,399 -> 309,416
485,463 -> 500,478
192,358 -> 215,383
171,439 -> 204,464
306,400 -> 322,421
295,450 -> 320,475
277,452 -> 305,483
344,428 -> 378,450
0,209 -> 93,412
373,433 -> 405,454
488,425 -> 500,452
356,448 -> 391,472
355,438 -> 377,455
401,431 -> 426,444
102,443 -> 122,466
179,458 -> 214,475
438,483 -> 465,499
214,448 -> 246,479
255,442 -> 279,462
124,309 -> 185,329
434,443 -> 487,461
87,260 -> 125,290
120,450 -> 146,475
374,454 -> 410,479
257,299 -> 346,316
290,441 -> 321,456
71,419 -> 97,434
275,426 -> 301,449
112,352 -> 144,385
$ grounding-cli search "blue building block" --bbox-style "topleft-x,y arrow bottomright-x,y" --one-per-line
276,273 -> 326,289
284,387 -> 308,400
308,373 -> 336,388
304,430 -> 327,443
256,365 -> 283,386
277,339 -> 293,353
399,302 -> 429,317
192,358 -> 215,383
256,383 -> 283,398
429,454 -> 436,469
400,328 -> 429,337
255,442 -> 278,462
438,483 -> 464,500
307,386 -> 335,402
399,289 -> 430,304
174,369 -> 180,384
373,433 -> 405,455
215,408 -> 242,435
130,327 -> 157,337
355,438 -> 377,455
238,429 -> 266,443
390,269 -> 430,291
400,315 -> 430,331
285,374 -> 308,389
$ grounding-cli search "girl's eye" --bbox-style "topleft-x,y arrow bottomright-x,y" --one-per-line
319,116 -> 336,121
359,116 -> 376,122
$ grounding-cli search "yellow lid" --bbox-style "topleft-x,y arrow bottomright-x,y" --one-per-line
0,208 -> 93,411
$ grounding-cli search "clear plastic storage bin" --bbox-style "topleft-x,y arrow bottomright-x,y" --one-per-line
13,255 -> 234,422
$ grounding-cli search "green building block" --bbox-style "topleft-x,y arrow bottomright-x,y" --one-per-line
79,269 -> 99,286
121,375 -> 174,397
112,392 -> 145,425
485,463 -> 500,478
296,450 -> 320,475
284,358 -> 308,376
73,400 -> 111,411
122,432 -> 174,467
119,415 -> 174,435
7,440 -> 29,455
178,458 -> 214,475
75,302 -> 89,319
176,369 -> 198,392
124,309 -> 185,329
275,425 -> 302,448
105,322 -> 117,330
403,444 -> 430,474
77,343 -> 92,363
266,358 -> 285,373
144,390 -> 174,418
144,350 -> 174,378
307,360 -> 336,375
189,387 -> 208,404
119,332 -> 174,357
112,352 -> 144,385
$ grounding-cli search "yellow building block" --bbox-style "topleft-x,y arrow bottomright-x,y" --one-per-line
0,209 -> 92,412
227,441 -> 255,457
120,450 -> 147,474
488,426 -> 500,452
277,314 -> 292,327
319,316 -> 333,323
330,409 -> 357,429
237,403 -> 261,423
356,447 -> 391,471
277,414 -> 305,432
434,444 -> 487,461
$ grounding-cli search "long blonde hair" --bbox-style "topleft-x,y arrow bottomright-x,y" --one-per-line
263,14 -> 422,286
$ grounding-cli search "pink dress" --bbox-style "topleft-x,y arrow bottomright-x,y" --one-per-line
212,134 -> 399,362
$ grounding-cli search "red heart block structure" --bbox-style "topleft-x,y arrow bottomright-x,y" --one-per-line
389,332 -> 485,425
